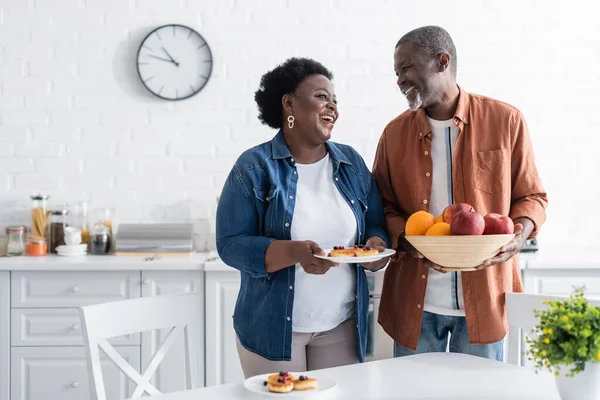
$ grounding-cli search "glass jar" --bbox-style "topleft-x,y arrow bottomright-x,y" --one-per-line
90,223 -> 111,255
30,194 -> 49,238
92,208 -> 114,253
25,236 -> 47,256
47,207 -> 69,254
6,226 -> 26,256
69,201 -> 90,251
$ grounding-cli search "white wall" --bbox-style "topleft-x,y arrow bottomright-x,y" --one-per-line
0,0 -> 598,251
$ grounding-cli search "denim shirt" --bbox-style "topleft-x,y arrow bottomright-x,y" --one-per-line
216,131 -> 389,362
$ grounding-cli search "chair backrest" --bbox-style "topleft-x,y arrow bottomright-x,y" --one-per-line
506,292 -> 600,366
79,291 -> 203,400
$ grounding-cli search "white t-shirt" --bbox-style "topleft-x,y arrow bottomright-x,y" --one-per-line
423,117 -> 465,316
290,153 -> 357,332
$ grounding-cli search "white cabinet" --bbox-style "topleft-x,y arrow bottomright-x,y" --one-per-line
205,272 -> 243,386
1,272 -> 9,400
11,271 -> 140,308
523,269 -> 600,298
10,346 -> 139,400
141,271 -> 205,393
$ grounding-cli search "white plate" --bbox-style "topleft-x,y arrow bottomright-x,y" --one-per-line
57,252 -> 87,257
313,248 -> 396,264
243,373 -> 337,398
56,244 -> 88,253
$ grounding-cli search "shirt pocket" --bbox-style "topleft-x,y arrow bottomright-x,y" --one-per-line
253,187 -> 278,236
472,149 -> 509,195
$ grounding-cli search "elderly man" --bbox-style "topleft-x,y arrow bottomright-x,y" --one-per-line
372,25 -> 548,360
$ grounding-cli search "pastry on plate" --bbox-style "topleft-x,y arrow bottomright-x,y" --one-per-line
264,372 -> 295,393
293,375 -> 318,391
329,245 -> 379,257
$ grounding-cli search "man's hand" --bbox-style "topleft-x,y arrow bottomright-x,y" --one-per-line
295,241 -> 338,275
475,218 -> 534,270
398,232 -> 447,273
360,236 -> 390,271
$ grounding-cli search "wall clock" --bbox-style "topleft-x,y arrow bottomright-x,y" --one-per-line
136,24 -> 213,100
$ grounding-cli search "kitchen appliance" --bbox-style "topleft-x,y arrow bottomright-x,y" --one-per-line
365,269 -> 394,362
115,223 -> 195,256
520,238 -> 539,252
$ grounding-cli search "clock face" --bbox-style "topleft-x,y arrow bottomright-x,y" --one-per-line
136,24 -> 213,101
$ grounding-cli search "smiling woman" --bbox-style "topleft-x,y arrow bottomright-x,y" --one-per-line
216,57 -> 390,378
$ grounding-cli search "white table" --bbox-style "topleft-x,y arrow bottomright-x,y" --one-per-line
148,352 -> 561,399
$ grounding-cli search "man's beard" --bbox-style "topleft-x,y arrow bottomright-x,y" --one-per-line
406,88 -> 423,111
407,88 -> 423,111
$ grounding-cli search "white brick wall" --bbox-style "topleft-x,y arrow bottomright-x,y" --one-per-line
1,0 -> 599,251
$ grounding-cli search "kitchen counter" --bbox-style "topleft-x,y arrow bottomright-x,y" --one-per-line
1,248 -> 598,271
0,253 -> 208,270
520,248 -> 600,269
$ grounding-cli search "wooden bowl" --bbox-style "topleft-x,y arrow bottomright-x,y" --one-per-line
405,234 -> 515,270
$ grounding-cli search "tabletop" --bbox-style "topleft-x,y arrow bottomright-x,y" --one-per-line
147,352 -> 561,399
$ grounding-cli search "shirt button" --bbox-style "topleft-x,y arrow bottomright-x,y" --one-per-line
419,132 -> 423,137
290,158 -> 295,163
289,195 -> 294,199
335,177 -> 339,181
417,304 -> 421,309
293,171 -> 297,175
424,151 -> 429,156
421,275 -> 426,279
423,199 -> 428,205
351,200 -> 355,204
287,317 -> 291,321
289,286 -> 293,290
285,223 -> 290,227
426,172 -> 431,177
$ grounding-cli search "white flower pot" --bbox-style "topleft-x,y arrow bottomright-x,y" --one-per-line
555,362 -> 600,400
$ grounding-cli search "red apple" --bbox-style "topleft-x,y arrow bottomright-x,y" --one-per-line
483,213 -> 515,235
450,210 -> 485,235
442,203 -> 475,224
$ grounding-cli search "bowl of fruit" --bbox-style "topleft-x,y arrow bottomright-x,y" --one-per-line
404,203 -> 515,271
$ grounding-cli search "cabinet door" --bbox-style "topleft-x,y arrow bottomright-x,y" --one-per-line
525,270 -> 600,298
205,272 -> 243,386
10,346 -> 139,400
141,271 -> 204,392
1,272 -> 9,400
11,271 -> 140,308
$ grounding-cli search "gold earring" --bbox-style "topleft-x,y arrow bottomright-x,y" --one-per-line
287,115 -> 295,129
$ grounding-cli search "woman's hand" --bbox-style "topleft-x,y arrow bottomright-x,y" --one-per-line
360,236 -> 390,271
294,240 -> 339,275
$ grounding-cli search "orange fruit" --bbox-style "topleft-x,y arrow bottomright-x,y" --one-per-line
405,211 -> 436,236
435,214 -> 444,224
425,222 -> 452,236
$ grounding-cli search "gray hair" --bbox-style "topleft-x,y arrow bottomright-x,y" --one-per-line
396,26 -> 457,78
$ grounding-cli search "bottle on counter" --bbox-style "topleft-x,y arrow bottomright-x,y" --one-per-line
6,226 -> 26,256
46,207 -> 69,254
30,193 -> 49,238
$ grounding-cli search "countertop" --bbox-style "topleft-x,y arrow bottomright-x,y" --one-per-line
0,252 -> 208,270
0,248 -> 598,271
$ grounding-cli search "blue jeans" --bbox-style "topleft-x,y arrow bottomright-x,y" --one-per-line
393,311 -> 504,361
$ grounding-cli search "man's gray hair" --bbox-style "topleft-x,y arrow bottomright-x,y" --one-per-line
396,26 -> 457,78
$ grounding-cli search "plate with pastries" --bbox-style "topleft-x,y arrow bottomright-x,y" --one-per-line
243,371 -> 337,397
313,244 -> 396,264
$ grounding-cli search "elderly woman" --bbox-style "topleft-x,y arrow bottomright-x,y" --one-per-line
216,57 -> 390,377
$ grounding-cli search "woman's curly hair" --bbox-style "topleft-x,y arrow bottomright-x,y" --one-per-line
254,58 -> 334,129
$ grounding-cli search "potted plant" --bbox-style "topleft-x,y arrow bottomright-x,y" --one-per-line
526,287 -> 600,400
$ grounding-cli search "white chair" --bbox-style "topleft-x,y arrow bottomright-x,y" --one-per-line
79,291 -> 203,400
506,292 -> 600,366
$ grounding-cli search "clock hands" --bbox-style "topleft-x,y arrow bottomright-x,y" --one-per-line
148,54 -> 178,65
161,46 -> 179,67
